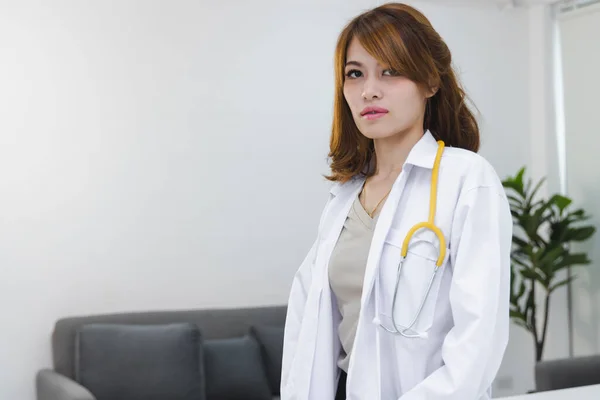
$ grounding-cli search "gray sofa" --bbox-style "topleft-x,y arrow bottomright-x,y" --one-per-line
535,354 -> 600,392
36,305 -> 287,400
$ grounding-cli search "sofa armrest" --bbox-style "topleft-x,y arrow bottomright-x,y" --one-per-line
36,369 -> 96,400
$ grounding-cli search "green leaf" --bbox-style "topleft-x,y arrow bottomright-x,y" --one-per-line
507,195 -> 525,208
512,257 -> 532,269
549,276 -> 575,292
530,202 -> 554,230
510,278 -> 528,305
539,245 -> 565,264
517,280 -> 526,298
504,181 -> 525,197
551,194 -> 572,214
566,209 -> 589,222
510,309 -> 527,321
527,177 -> 546,204
564,226 -> 597,242
553,253 -> 591,271
521,268 -> 544,282
502,168 -> 526,196
516,167 -> 525,182
512,235 -> 530,249
538,246 -> 566,281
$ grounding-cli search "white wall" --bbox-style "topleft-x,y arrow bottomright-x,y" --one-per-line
0,1 -> 531,399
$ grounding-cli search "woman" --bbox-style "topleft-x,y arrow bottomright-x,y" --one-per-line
281,3 -> 512,400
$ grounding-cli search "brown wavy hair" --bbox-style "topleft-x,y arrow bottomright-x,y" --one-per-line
327,2 -> 480,183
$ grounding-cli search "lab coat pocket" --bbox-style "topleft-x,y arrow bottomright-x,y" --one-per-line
376,228 -> 449,337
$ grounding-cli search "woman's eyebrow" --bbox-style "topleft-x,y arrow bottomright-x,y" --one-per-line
345,61 -> 363,68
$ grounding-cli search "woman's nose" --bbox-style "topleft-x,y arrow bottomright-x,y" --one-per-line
361,79 -> 383,100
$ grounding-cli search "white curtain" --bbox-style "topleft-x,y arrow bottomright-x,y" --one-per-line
558,1 -> 600,356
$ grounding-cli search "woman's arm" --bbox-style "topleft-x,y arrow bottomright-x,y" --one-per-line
399,184 -> 513,400
280,193 -> 333,395
280,237 -> 318,393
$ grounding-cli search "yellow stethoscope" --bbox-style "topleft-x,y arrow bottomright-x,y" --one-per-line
380,140 -> 447,338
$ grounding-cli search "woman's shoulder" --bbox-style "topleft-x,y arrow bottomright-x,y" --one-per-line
328,174 -> 364,195
440,147 -> 505,193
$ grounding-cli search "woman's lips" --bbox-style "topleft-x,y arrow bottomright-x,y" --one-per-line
362,111 -> 388,120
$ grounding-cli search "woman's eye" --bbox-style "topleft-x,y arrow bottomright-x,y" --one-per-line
383,69 -> 400,76
345,69 -> 362,79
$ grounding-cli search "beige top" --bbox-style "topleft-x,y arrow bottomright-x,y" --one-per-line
328,194 -> 377,372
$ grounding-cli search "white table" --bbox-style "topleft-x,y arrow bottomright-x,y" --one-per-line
499,384 -> 600,399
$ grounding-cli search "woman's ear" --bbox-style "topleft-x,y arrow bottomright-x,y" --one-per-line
425,86 -> 439,98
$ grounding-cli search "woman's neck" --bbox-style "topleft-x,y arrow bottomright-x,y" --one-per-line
372,127 -> 424,178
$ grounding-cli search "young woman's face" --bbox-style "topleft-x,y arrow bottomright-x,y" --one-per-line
343,38 -> 434,140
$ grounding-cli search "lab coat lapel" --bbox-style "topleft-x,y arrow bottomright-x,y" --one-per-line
360,130 -> 440,308
360,168 -> 411,307
315,178 -> 365,292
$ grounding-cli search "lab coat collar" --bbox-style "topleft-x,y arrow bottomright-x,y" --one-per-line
404,130 -> 440,170
329,130 -> 440,195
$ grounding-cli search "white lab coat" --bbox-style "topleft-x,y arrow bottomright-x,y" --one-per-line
281,131 -> 513,400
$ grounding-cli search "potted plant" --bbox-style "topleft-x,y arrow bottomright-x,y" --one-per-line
502,167 -> 596,362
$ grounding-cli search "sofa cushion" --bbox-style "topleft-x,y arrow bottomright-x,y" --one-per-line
249,325 -> 284,395
74,323 -> 205,400
204,335 -> 271,400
